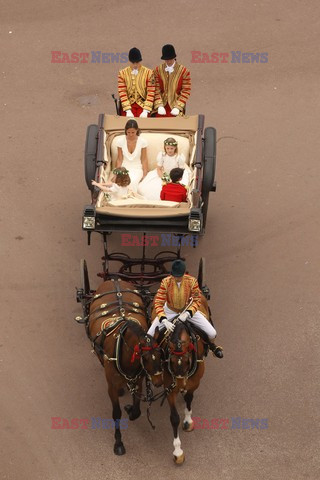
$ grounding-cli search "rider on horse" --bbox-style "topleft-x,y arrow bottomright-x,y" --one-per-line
148,260 -> 223,358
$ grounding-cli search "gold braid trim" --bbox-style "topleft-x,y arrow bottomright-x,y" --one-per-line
154,63 -> 191,113
118,66 -> 155,112
167,64 -> 185,109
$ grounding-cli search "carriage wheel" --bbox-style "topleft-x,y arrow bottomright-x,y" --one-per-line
197,257 -> 210,300
79,259 -> 91,316
102,255 -> 109,280
197,257 -> 206,289
202,127 -> 216,230
84,124 -> 98,191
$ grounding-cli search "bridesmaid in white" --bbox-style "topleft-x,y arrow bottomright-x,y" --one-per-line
114,119 -> 148,192
138,137 -> 190,200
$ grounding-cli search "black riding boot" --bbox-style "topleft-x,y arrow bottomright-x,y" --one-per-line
209,342 -> 224,359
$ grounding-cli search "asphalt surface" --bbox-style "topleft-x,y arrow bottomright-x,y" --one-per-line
1,1 -> 319,479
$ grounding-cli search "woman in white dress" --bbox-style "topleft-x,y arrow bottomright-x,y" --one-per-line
138,137 -> 190,200
114,119 -> 148,192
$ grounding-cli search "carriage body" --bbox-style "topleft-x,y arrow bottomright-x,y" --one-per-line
82,114 -> 217,236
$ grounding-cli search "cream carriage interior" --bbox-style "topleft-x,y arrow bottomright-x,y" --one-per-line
82,113 -> 216,235
95,115 -> 199,218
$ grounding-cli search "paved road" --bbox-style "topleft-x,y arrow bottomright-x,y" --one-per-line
1,1 -> 319,479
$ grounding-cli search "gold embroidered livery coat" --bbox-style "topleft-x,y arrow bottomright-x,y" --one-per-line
154,63 -> 191,112
118,66 -> 155,112
154,274 -> 202,318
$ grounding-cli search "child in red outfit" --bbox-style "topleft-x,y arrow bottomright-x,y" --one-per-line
160,168 -> 187,202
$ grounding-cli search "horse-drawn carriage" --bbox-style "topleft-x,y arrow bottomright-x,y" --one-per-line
75,113 -> 219,464
82,114 -> 216,240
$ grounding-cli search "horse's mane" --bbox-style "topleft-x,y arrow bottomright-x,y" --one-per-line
170,321 -> 188,348
125,319 -> 145,338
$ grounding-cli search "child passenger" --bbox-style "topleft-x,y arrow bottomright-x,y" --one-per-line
160,168 -> 187,203
91,167 -> 131,201
137,137 -> 190,200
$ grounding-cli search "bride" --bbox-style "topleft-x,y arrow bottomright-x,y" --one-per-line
114,119 -> 148,192
138,137 -> 190,200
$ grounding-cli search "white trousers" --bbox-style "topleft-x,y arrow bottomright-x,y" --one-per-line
148,303 -> 217,340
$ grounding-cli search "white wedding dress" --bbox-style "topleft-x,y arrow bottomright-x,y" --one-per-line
138,152 -> 190,200
115,135 -> 148,192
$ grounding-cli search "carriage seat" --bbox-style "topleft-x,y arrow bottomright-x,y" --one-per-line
109,133 -> 191,172
96,132 -> 193,210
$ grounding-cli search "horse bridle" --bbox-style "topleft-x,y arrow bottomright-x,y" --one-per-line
164,322 -> 198,382
116,326 -> 159,382
88,279 -> 162,384
130,336 -> 159,365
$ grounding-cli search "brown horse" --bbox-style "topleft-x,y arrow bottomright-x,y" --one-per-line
155,295 -> 210,464
88,278 -> 162,455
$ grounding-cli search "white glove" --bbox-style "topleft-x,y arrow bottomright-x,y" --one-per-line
157,106 -> 166,115
140,109 -> 149,118
126,110 -> 134,117
178,311 -> 190,322
162,319 -> 175,333
171,107 -> 180,116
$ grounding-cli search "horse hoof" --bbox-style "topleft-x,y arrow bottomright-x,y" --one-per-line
114,443 -> 126,456
213,347 -> 224,358
129,410 -> 141,421
124,404 -> 141,420
183,421 -> 194,432
173,453 -> 185,465
118,388 -> 125,397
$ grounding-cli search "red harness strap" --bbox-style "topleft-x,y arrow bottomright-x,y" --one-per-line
130,344 -> 158,363
171,343 -> 195,356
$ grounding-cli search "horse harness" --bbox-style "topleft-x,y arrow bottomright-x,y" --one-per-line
79,278 -> 144,331
157,321 -> 205,402
80,279 -> 155,387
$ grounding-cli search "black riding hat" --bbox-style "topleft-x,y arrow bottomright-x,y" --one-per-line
171,259 -> 186,277
161,44 -> 176,60
129,47 -> 142,63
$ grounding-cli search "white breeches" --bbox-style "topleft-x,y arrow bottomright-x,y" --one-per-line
148,303 -> 217,340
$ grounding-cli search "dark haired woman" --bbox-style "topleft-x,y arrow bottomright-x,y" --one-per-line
114,119 -> 148,192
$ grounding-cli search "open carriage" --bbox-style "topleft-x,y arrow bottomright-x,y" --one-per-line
76,112 -> 219,463
82,114 -> 217,240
